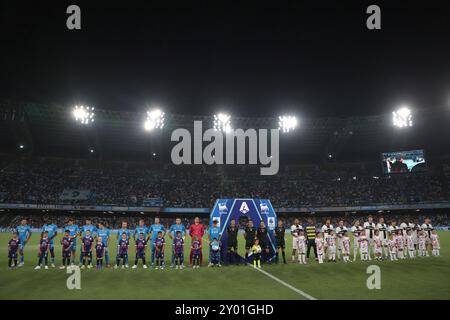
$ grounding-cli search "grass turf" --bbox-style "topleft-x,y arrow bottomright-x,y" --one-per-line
0,232 -> 448,300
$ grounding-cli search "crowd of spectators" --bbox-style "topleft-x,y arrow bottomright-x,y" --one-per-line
0,155 -> 448,208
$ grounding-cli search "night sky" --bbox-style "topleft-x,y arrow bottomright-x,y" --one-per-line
1,0 -> 450,118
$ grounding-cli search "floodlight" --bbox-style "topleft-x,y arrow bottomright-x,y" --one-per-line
278,115 -> 298,133
213,113 -> 232,133
144,109 -> 165,131
73,105 -> 95,125
392,106 -> 412,128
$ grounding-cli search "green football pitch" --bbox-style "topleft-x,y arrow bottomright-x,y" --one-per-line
0,232 -> 449,300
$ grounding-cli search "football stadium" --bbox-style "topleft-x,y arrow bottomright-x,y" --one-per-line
1,1 -> 450,304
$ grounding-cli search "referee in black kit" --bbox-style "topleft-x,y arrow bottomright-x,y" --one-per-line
226,219 -> 239,264
305,217 -> 318,260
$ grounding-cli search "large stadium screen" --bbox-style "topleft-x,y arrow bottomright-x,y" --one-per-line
381,149 -> 426,174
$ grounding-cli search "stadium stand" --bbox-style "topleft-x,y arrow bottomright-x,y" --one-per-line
0,155 -> 448,208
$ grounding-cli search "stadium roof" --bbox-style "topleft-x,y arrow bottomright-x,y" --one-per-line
1,100 -> 449,162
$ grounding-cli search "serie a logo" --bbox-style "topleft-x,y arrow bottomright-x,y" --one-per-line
239,202 -> 250,214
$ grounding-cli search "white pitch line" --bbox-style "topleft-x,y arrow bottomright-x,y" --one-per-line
251,266 -> 317,300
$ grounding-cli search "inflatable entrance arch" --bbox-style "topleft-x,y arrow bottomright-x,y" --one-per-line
210,199 -> 277,263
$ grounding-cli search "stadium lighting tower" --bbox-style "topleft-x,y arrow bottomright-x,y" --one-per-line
278,115 -> 298,133
73,105 -> 95,125
213,113 -> 232,133
144,108 -> 165,131
392,106 -> 413,128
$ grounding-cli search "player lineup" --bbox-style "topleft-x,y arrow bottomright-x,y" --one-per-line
7,214 -> 441,270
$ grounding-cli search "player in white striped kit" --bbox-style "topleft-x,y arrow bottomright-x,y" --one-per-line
341,231 -> 351,262
373,230 -> 383,261
359,232 -> 369,261
400,221 -> 411,254
376,217 -> 389,258
396,230 -> 405,259
431,230 -> 440,257
335,220 -> 347,261
388,220 -> 400,238
315,233 -> 325,264
297,230 -> 307,264
412,218 -> 422,253
290,219 -> 303,262
325,230 -> 337,262
321,219 -> 334,262
406,229 -> 415,259
418,230 -> 427,257
388,233 -> 398,261
321,219 -> 334,237
421,218 -> 433,257
351,220 -> 363,261
363,215 -> 376,261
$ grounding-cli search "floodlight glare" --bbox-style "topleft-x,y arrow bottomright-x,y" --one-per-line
144,109 -> 165,131
278,115 -> 298,133
213,113 -> 232,133
392,106 -> 413,128
73,105 -> 95,125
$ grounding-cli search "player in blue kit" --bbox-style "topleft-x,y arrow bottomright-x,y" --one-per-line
8,232 -> 20,269
115,232 -> 129,269
96,222 -> 110,267
15,219 -> 31,267
64,219 -> 79,266
132,232 -> 148,269
60,230 -> 73,269
81,229 -> 94,269
35,231 -> 50,270
42,219 -> 58,268
116,221 -> 131,268
95,237 -> 106,269
134,219 -> 149,241
79,219 -> 97,266
149,217 -> 165,268
154,231 -> 165,269
169,218 -> 186,268
191,236 -> 202,269
208,220 -> 221,267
